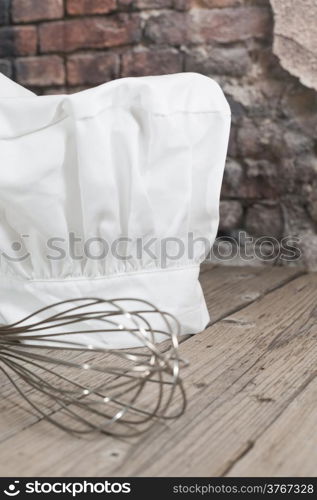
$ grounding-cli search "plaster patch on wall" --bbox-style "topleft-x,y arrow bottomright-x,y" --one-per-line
270,0 -> 317,91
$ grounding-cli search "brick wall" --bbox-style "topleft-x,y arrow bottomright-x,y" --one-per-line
1,0 -> 317,267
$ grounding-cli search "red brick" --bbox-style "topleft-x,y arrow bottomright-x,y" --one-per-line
67,0 -> 116,15
189,7 -> 271,43
0,0 -> 10,25
221,159 -> 243,198
0,58 -> 12,77
219,201 -> 243,232
67,52 -> 119,85
117,0 -> 133,6
145,11 -> 188,45
185,46 -> 251,77
12,0 -> 64,23
243,159 -> 279,199
237,118 -> 283,160
15,56 -> 65,86
42,87 -> 69,95
0,26 -> 37,56
124,0 -> 191,10
39,15 -> 142,53
122,48 -> 182,77
174,0 -> 191,9
42,86 -> 90,95
246,203 -> 283,238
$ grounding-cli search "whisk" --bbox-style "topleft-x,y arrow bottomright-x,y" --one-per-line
0,298 -> 187,437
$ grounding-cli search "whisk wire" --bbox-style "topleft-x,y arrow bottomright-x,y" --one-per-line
0,297 -> 187,436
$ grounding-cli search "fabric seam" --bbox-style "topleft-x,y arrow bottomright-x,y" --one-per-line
0,263 -> 200,284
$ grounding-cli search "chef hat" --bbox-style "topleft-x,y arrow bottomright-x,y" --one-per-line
0,72 -> 230,348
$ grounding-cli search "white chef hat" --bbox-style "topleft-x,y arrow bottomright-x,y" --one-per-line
0,72 -> 230,348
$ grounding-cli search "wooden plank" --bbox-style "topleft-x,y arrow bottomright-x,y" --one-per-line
227,375 -> 317,477
0,344 -> 167,443
200,265 -> 303,323
0,267 -> 300,444
0,271 -> 315,477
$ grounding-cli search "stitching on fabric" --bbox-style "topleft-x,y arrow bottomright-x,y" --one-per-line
0,107 -> 230,140
0,115 -> 68,141
0,263 -> 200,284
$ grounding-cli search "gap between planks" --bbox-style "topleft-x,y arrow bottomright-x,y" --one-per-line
0,266 -> 301,444
0,266 -> 310,477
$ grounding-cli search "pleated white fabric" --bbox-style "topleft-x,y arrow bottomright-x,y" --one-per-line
0,72 -> 230,347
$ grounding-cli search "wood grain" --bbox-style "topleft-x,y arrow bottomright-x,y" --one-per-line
228,375 -> 317,477
0,267 -> 299,442
0,267 -> 314,477
200,265 -> 302,323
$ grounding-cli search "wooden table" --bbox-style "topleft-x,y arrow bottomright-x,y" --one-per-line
1,266 -> 316,477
